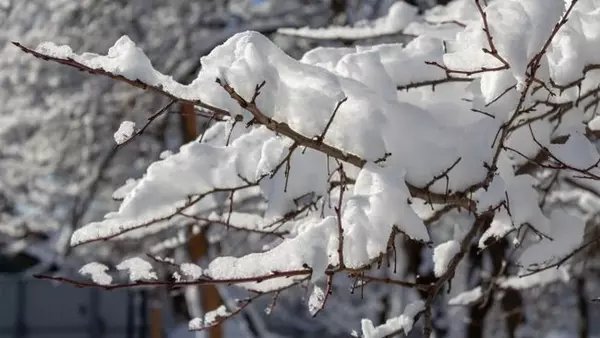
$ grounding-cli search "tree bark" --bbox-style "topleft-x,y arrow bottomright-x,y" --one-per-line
405,239 -> 447,337
466,244 -> 494,338
467,239 -> 524,338
577,277 -> 589,338
501,287 -> 524,338
150,289 -> 163,338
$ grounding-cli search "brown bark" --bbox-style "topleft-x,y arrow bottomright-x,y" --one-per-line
576,277 -> 589,338
501,288 -> 524,338
405,239 -> 447,337
467,242 -> 503,338
150,289 -> 163,338
467,239 -> 524,338
181,102 -> 223,338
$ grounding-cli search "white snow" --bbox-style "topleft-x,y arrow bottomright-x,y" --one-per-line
116,257 -> 158,282
448,286 -> 483,306
278,2 -> 418,40
341,163 -> 430,268
433,240 -> 460,277
518,210 -> 585,269
361,300 -> 425,337
180,263 -> 204,280
499,267 -> 571,289
113,120 -> 136,145
205,216 -> 336,292
478,211 -> 514,248
79,262 -> 113,285
308,285 -> 326,316
189,305 -> 230,331
112,178 -> 138,200
589,116 -> 600,131
504,175 -> 551,235
37,36 -> 169,90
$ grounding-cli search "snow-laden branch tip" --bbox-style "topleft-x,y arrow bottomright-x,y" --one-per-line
433,240 -> 460,277
113,121 -> 136,145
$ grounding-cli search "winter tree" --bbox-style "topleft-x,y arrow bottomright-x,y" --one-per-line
9,0 -> 600,337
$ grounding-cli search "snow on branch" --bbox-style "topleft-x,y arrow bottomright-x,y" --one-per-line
79,262 -> 113,286
360,300 -> 425,337
11,39 -> 230,117
116,257 -> 158,282
277,2 -> 418,42
18,29 -> 505,250
113,121 -> 136,145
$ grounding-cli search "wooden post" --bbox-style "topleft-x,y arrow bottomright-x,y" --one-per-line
181,102 -> 223,338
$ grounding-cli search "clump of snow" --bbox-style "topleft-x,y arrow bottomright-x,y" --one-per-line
588,116 -> 600,131
443,0 -> 564,89
188,305 -> 230,330
308,285 -> 326,316
518,210 -> 585,269
38,36 -> 159,86
36,41 -> 73,58
172,271 -> 182,282
448,286 -> 483,305
549,131 -> 600,169
361,300 -> 425,337
113,121 -> 136,145
478,211 -> 514,248
116,257 -> 158,282
159,150 -> 174,159
79,262 -> 113,285
205,216 -> 336,292
405,0 -> 478,39
71,127 -> 279,245
302,35 -> 446,94
341,163 -> 429,268
180,263 -> 203,280
112,178 -> 138,200
433,240 -> 460,277
502,175 -> 551,235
